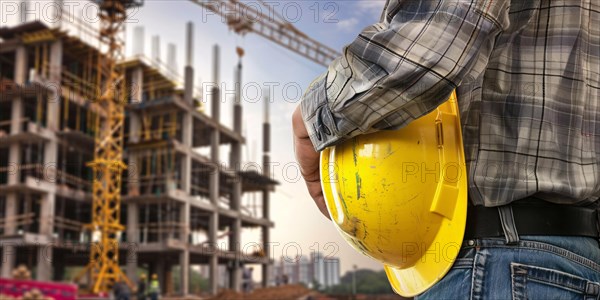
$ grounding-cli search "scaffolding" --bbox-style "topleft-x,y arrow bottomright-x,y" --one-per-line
0,7 -> 277,296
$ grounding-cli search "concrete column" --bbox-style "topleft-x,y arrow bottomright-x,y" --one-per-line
3,195 -> 18,235
229,219 -> 241,291
208,211 -> 219,295
180,100 -> 192,296
151,36 -> 160,62
179,250 -> 189,296
43,135 -> 58,181
227,60 -> 244,293
262,94 -> 272,287
8,143 -> 21,185
126,203 -> 139,281
10,98 -> 23,135
128,67 -> 143,196
39,189 -> 56,235
132,27 -> 145,56
37,193 -> 54,281
1,194 -> 18,277
46,40 -> 62,131
6,130 -> 21,278
10,46 -> 27,170
184,22 -> 194,105
208,45 -> 221,295
181,112 -> 192,192
14,45 -> 27,85
179,198 -> 190,295
131,67 -> 144,104
38,102 -> 57,280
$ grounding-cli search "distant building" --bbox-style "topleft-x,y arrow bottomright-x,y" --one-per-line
272,252 -> 341,289
324,257 -> 341,286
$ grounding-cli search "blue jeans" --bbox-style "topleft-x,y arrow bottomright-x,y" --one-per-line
416,236 -> 600,300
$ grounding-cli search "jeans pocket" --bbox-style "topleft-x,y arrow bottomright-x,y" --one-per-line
416,258 -> 474,300
511,263 -> 600,300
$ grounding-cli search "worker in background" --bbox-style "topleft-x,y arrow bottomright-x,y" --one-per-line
293,0 -> 600,298
136,274 -> 147,300
147,274 -> 160,300
112,280 -> 122,300
117,280 -> 131,300
241,266 -> 252,293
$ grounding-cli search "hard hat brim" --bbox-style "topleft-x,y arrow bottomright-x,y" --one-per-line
383,182 -> 467,297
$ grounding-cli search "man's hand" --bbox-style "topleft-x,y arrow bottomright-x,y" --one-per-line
292,105 -> 331,219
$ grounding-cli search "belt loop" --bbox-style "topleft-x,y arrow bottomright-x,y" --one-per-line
498,205 -> 519,244
596,208 -> 600,248
585,281 -> 599,300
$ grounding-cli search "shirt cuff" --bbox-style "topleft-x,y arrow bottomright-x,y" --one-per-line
300,73 -> 343,152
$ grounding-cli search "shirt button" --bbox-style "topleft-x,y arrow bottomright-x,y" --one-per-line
467,240 -> 475,246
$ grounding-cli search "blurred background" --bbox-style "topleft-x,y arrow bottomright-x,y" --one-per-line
0,0 -> 403,299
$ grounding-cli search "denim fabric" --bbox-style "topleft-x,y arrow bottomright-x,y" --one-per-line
416,236 -> 600,300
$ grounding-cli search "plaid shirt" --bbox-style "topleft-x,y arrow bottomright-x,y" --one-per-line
301,0 -> 600,206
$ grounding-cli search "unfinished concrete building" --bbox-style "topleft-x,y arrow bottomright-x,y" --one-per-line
0,16 -> 276,296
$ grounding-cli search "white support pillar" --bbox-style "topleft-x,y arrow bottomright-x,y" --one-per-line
15,45 -> 27,85
6,120 -> 20,282
40,141 -> 57,233
10,97 -> 23,136
131,67 -> 144,105
8,144 -> 21,187
37,193 -> 54,281
181,112 -> 192,193
126,203 -> 139,281
228,59 -> 243,293
1,194 -> 18,277
208,44 -> 221,295
128,66 -> 143,198
46,40 -> 62,131
184,22 -> 195,105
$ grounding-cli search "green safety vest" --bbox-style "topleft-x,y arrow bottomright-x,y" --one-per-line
149,280 -> 160,294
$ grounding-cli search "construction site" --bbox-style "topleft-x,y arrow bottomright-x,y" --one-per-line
0,0 -> 321,297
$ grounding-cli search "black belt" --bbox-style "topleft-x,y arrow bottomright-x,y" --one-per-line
464,200 -> 600,239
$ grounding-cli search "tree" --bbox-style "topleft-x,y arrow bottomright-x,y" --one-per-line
326,269 -> 394,295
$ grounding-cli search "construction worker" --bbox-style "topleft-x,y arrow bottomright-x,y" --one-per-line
242,266 -> 254,293
136,274 -> 147,300
147,274 -> 160,300
293,0 -> 600,298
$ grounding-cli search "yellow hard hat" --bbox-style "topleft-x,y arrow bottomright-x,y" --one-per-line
320,91 -> 467,297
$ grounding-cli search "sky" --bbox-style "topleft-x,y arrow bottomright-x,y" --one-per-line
1,0 -> 389,276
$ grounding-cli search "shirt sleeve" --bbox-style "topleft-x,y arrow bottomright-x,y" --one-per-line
301,0 -> 510,151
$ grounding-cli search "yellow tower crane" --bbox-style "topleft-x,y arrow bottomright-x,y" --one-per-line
75,0 -> 143,293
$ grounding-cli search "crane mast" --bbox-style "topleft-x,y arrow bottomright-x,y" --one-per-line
76,0 -> 142,293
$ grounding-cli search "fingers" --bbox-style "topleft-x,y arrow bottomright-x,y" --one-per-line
293,104 -> 331,220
